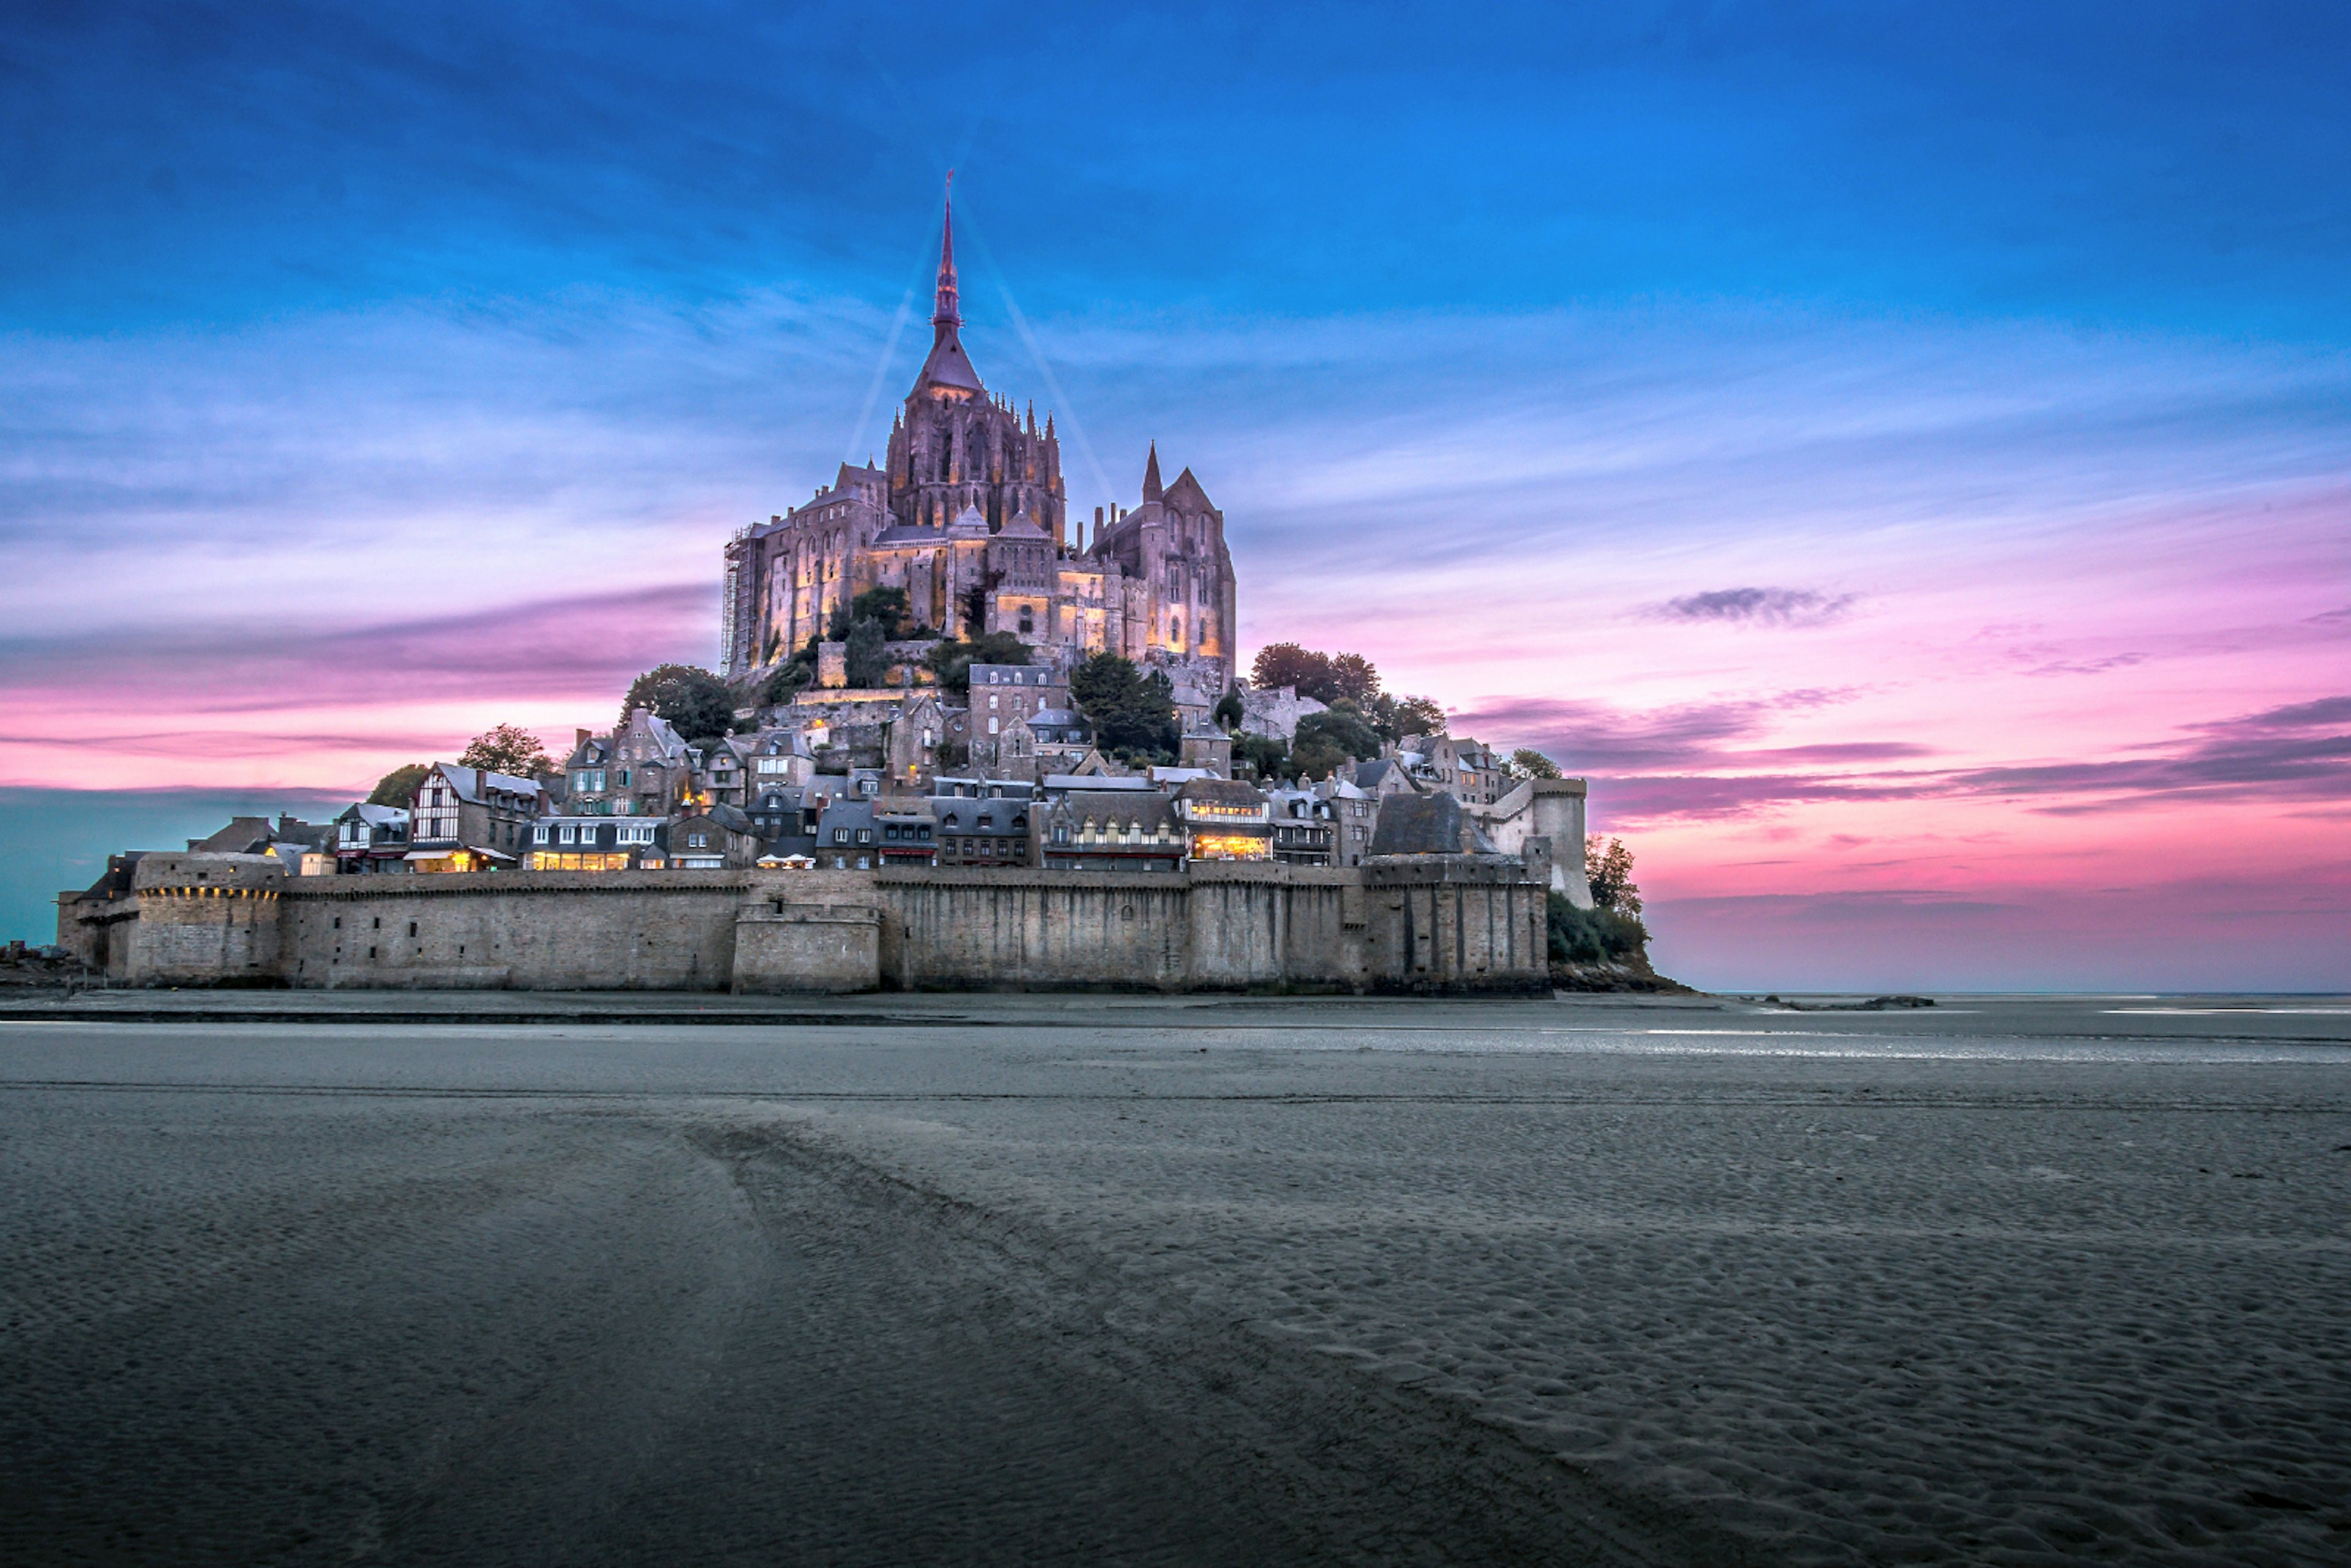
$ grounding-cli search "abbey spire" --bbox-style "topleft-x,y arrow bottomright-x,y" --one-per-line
912,173 -> 983,396
1142,440 -> 1164,503
932,171 -> 961,337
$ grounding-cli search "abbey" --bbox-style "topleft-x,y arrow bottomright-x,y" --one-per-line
720,186 -> 1239,694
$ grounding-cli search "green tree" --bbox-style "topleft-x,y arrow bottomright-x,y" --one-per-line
760,658 -> 813,708
1294,703 -> 1383,765
1213,689 -> 1245,731
1585,835 -> 1642,915
1070,653 -> 1179,760
367,762 -> 429,807
1547,891 -> 1650,963
1327,652 -> 1379,702
1373,693 -> 1447,742
844,615 -> 890,688
924,631 -> 1030,694
1251,643 -> 1382,705
619,664 -> 737,740
1232,733 -> 1291,780
847,585 -> 912,637
457,723 -> 551,778
1251,642 -> 1333,697
1509,747 -> 1562,779
1288,738 -> 1349,781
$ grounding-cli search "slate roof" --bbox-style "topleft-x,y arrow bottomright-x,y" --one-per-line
1367,792 -> 1501,856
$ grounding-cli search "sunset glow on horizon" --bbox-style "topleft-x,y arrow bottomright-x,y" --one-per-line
3,3 -> 2345,988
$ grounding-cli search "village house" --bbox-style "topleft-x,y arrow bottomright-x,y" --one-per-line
332,804 -> 411,873
562,708 -> 694,818
696,736 -> 752,807
875,798 -> 939,867
1264,786 -> 1337,867
408,763 -> 543,872
813,798 -> 880,869
670,805 -> 762,870
1321,776 -> 1379,867
1172,778 -> 1272,863
527,816 -> 665,871
1038,790 -> 1184,873
931,790 -> 1033,868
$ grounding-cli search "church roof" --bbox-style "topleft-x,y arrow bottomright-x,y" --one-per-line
997,508 -> 1050,539
1162,465 -> 1215,513
915,331 -> 984,394
946,504 -> 991,538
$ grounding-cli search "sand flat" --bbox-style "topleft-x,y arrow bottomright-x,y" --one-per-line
2,994 -> 2345,1564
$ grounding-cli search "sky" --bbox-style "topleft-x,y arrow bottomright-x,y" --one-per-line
2,1 -> 2346,989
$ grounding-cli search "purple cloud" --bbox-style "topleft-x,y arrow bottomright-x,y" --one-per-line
1643,587 -> 1859,628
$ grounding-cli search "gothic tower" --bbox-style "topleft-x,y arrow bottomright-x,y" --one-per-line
882,178 -> 1065,546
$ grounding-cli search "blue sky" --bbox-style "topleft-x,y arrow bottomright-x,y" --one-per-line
4,1 -> 2347,986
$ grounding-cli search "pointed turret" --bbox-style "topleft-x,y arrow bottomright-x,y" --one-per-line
1142,441 -> 1164,503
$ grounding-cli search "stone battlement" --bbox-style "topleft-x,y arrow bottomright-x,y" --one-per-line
61,858 -> 1550,996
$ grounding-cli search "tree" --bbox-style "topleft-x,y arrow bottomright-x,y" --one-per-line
1232,733 -> 1291,780
847,585 -> 912,637
760,658 -> 813,708
367,762 -> 428,808
1586,835 -> 1642,915
1293,704 -> 1383,764
457,724 -> 551,778
1547,891 -> 1649,964
1509,748 -> 1562,780
619,664 -> 737,740
844,615 -> 890,688
1213,689 -> 1245,732
1288,737 -> 1350,781
924,631 -> 1030,694
1250,642 -> 1331,697
1327,652 -> 1379,703
1070,652 -> 1179,760
1347,690 -> 1447,745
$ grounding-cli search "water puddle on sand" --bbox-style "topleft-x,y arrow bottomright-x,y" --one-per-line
2107,1007 -> 2351,1015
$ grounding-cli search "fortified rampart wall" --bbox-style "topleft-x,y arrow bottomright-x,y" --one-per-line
63,857 -> 1550,996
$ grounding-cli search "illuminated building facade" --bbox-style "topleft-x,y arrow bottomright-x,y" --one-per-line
1172,778 -> 1272,863
722,182 -> 1237,695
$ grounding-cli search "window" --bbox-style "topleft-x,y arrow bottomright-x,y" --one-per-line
855,828 -> 872,844
689,832 -> 708,847
832,828 -> 848,844
988,717 -> 999,734
559,825 -> 577,844
534,824 -> 550,844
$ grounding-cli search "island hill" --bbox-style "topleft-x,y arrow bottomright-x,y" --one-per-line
53,187 -> 1667,996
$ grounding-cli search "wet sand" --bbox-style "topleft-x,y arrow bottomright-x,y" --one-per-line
2,993 -> 2346,1564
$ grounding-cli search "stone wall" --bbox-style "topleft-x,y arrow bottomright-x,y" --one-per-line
1471,778 -> 1592,907
63,857 -> 1548,996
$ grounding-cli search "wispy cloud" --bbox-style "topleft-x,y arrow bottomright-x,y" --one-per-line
1643,587 -> 1860,628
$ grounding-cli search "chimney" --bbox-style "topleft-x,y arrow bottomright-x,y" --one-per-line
576,728 -> 591,748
